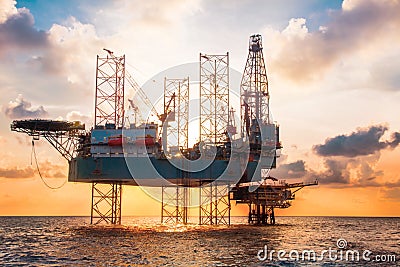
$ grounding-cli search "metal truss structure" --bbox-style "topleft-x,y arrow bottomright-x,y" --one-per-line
40,134 -> 81,161
248,203 -> 275,225
227,107 -> 237,136
199,182 -> 231,225
95,51 -> 125,128
92,51 -> 125,224
10,120 -> 86,161
91,182 -> 122,225
200,53 -> 230,145
163,77 -> 189,151
161,185 -> 189,224
232,180 -> 318,225
241,34 -> 270,135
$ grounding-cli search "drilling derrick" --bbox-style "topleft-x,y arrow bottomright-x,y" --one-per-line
240,34 -> 280,176
241,34 -> 270,141
241,35 -> 282,167
233,34 -> 286,224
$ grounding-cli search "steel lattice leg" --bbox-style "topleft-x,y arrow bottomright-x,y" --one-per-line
161,185 -> 189,224
91,182 -> 122,225
199,182 -> 231,225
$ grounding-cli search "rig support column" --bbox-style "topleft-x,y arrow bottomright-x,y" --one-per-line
161,185 -> 189,224
269,207 -> 275,225
163,77 -> 189,151
199,182 -> 230,225
91,182 -> 122,225
199,53 -> 229,145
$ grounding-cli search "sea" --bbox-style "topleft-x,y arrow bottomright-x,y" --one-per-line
0,216 -> 399,266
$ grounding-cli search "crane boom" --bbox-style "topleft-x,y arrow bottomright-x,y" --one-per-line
124,71 -> 160,119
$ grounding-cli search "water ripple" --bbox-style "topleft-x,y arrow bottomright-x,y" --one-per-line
0,216 -> 398,266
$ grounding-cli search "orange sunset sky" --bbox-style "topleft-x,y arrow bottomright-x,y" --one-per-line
0,0 -> 399,217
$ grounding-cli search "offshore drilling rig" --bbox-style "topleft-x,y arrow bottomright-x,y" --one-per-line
11,34 -> 317,225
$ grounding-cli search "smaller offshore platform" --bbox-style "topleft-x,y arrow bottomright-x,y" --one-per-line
11,34 -> 317,225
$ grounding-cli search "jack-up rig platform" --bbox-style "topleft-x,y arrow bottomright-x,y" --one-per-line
11,34 -> 317,225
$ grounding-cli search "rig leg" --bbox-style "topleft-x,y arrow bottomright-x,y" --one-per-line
270,207 -> 275,225
248,203 -> 273,225
199,182 -> 214,225
91,182 -> 122,225
161,185 -> 189,224
261,204 -> 266,225
256,203 -> 261,225
199,182 -> 230,225
248,204 -> 252,224
248,203 -> 257,224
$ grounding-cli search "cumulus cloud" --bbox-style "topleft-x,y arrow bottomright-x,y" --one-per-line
265,0 -> 400,83
4,94 -> 48,119
309,125 -> 400,186
0,0 -> 17,23
270,160 -> 307,179
281,18 -> 308,40
0,6 -> 49,56
66,110 -> 92,125
380,188 -> 400,201
389,132 -> 400,148
40,17 -> 103,76
0,161 -> 66,179
313,159 -> 350,184
35,160 -> 67,178
313,125 -> 400,158
275,125 -> 400,187
0,0 -> 101,99
272,156 -> 379,186
0,166 -> 34,178
310,154 -> 383,186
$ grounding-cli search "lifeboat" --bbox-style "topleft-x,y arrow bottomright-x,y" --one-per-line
134,137 -> 155,146
108,135 -> 123,146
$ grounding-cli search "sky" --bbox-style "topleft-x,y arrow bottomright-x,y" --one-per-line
0,0 -> 399,217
